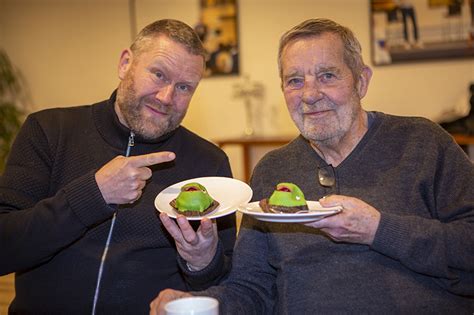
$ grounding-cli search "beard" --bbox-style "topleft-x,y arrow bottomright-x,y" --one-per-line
293,90 -> 362,145
115,72 -> 186,140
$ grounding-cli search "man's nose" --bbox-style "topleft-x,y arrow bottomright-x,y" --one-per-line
155,84 -> 174,105
302,81 -> 323,105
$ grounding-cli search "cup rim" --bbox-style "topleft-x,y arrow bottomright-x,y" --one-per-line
164,296 -> 219,312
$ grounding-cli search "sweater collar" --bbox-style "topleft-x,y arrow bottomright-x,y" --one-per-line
93,90 -> 178,150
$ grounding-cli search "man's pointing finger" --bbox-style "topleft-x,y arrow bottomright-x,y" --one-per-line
128,152 -> 176,167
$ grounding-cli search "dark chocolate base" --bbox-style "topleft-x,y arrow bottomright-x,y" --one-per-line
169,199 -> 220,217
259,198 -> 308,213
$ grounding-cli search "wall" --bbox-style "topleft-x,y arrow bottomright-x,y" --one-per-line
2,0 -> 473,179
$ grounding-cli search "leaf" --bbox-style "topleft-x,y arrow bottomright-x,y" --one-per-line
0,49 -> 25,172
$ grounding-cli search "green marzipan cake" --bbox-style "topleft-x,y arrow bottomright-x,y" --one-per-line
170,182 -> 219,217
259,182 -> 308,213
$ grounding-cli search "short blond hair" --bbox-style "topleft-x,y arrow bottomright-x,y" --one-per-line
131,19 -> 206,60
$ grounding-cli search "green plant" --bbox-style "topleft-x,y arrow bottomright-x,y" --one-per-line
0,49 -> 26,172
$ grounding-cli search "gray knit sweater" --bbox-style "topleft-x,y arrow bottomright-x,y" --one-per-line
199,112 -> 474,314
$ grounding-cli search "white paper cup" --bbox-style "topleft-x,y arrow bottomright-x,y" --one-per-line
164,296 -> 219,315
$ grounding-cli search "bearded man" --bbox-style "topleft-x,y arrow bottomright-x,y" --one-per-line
0,19 -> 235,314
151,18 -> 474,315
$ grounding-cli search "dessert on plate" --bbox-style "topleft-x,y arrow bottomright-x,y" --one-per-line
259,182 -> 308,213
169,182 -> 219,217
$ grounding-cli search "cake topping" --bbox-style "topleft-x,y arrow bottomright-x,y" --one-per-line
184,186 -> 199,192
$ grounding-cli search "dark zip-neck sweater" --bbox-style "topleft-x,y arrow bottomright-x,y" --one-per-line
0,92 -> 235,314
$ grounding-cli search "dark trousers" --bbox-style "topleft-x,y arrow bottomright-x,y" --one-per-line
400,7 -> 419,42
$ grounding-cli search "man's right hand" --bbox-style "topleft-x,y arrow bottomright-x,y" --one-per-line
95,152 -> 175,205
149,289 -> 192,315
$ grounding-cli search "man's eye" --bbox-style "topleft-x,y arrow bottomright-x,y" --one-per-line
177,84 -> 190,92
286,78 -> 304,89
155,72 -> 164,79
320,73 -> 335,82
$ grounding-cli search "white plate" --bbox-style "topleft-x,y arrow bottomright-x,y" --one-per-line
155,177 -> 253,220
238,201 -> 342,223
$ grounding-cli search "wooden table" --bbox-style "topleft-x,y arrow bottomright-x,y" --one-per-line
215,136 -> 293,182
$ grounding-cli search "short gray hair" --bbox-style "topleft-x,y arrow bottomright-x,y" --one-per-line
130,19 -> 206,60
278,18 -> 365,82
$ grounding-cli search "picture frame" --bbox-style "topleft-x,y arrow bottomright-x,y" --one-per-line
370,0 -> 474,65
195,0 -> 240,77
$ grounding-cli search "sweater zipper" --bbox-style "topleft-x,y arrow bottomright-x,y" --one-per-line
92,131 -> 135,315
125,131 -> 135,157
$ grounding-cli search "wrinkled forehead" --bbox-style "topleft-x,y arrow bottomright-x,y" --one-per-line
280,33 -> 345,74
281,34 -> 345,69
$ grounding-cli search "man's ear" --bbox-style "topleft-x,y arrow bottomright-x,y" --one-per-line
356,66 -> 373,99
118,49 -> 133,80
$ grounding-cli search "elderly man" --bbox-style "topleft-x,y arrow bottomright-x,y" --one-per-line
0,19 -> 235,314
151,18 -> 474,314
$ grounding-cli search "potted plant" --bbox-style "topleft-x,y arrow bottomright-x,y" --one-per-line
0,49 -> 28,172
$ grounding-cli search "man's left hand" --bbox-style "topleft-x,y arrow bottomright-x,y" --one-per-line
160,213 -> 218,270
305,195 -> 381,245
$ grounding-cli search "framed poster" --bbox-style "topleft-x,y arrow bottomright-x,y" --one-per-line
195,0 -> 239,77
370,0 -> 474,65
